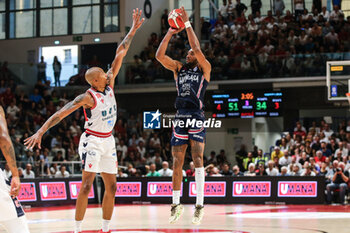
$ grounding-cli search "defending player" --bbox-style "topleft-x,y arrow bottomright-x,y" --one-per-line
156,7 -> 211,225
24,9 -> 144,233
0,106 -> 30,233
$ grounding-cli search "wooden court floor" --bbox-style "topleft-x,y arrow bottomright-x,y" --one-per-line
1,204 -> 350,233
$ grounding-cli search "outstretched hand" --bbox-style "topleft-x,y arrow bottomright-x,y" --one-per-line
24,131 -> 43,150
131,8 -> 145,31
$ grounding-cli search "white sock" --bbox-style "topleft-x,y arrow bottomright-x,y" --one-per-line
172,190 -> 181,205
102,219 -> 110,232
74,220 -> 82,233
195,167 -> 205,206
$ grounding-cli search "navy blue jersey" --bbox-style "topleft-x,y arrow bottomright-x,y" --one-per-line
175,65 -> 208,110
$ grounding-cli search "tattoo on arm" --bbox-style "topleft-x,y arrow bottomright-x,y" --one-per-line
121,33 -> 135,50
46,116 -> 62,130
43,94 -> 85,131
4,144 -> 16,169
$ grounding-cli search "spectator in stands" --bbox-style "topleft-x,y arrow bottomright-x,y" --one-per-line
271,146 -> 284,161
236,144 -> 247,170
137,141 -> 146,158
273,0 -> 285,15
315,150 -> 326,165
279,166 -> 289,176
333,150 -> 344,162
326,162 -> 349,204
244,163 -> 256,176
294,121 -> 307,138
149,133 -> 161,151
220,163 -> 233,176
251,0 -> 262,16
37,56 -> 47,83
7,100 -> 20,120
208,166 -> 223,177
294,0 -> 304,20
117,168 -> 128,178
266,160 -> 279,176
50,163 -> 58,176
161,9 -> 169,31
117,139 -> 128,160
330,5 -> 343,21
55,165 -> 70,178
216,149 -> 228,166
279,150 -> 292,166
186,161 -> 195,177
207,151 -> 217,165
52,150 -> 64,166
319,162 -> 328,177
302,163 -> 316,176
290,164 -> 302,176
158,161 -> 173,177
320,142 -> 332,157
227,0 -> 236,17
219,0 -> 229,18
256,164 -> 267,176
322,124 -> 334,138
335,141 -> 348,157
232,165 -> 244,176
146,163 -> 160,177
53,56 -> 62,87
255,149 -> 268,166
243,151 -> 255,171
23,163 -> 35,178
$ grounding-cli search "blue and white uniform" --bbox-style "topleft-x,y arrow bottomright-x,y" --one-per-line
0,168 -> 29,233
171,65 -> 208,146
79,86 -> 118,174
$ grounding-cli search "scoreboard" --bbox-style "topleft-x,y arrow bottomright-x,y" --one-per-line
211,91 -> 282,118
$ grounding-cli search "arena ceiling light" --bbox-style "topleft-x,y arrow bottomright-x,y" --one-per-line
94,38 -> 100,42
54,40 -> 60,45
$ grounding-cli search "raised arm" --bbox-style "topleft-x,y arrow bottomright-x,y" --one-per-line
179,7 -> 211,81
107,8 -> 144,88
156,28 -> 183,78
24,93 -> 94,149
0,106 -> 20,196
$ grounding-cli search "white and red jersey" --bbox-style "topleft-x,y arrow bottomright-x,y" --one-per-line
83,86 -> 117,138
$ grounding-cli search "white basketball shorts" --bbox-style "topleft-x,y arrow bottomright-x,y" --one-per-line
78,132 -> 118,174
0,170 -> 27,223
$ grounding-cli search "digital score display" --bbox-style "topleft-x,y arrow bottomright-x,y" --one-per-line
212,92 -> 282,118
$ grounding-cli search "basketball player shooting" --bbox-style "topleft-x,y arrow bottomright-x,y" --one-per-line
0,106 -> 30,233
156,7 -> 211,225
24,9 -> 144,233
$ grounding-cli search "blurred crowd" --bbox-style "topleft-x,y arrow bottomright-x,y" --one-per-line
126,1 -> 350,83
1,64 -> 350,203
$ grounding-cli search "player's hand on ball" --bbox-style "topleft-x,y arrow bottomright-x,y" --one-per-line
168,27 -> 184,35
179,6 -> 189,23
24,132 -> 43,150
131,8 -> 145,31
10,176 -> 20,197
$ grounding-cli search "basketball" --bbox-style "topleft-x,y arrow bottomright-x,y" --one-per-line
168,9 -> 185,29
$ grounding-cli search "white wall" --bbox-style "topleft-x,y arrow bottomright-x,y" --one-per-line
0,0 -> 177,65
252,117 -> 284,155
124,0 -> 171,61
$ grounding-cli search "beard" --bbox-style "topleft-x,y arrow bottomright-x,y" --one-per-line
185,60 -> 198,69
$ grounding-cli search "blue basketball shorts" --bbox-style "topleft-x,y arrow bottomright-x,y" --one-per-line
171,109 -> 206,146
